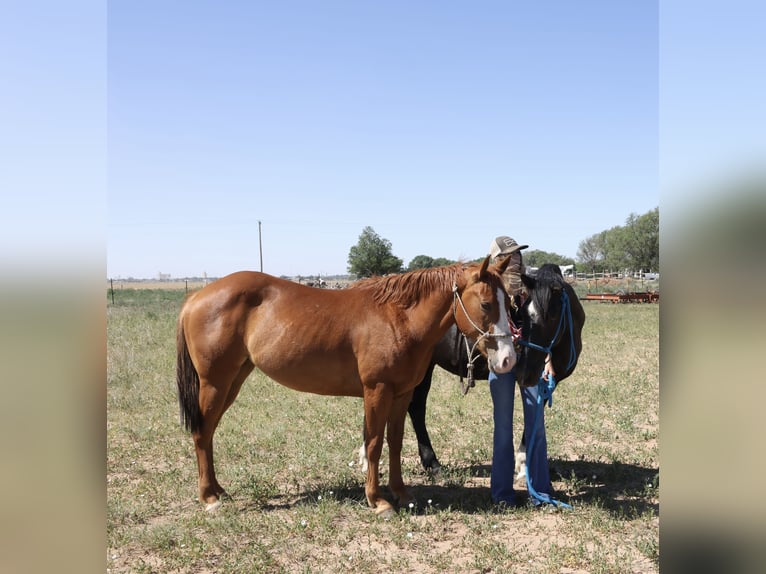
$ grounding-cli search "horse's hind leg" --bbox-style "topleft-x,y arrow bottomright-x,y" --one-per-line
194,361 -> 253,511
408,364 -> 441,473
514,430 -> 527,481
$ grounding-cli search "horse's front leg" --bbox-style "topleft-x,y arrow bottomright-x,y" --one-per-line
363,384 -> 395,517
387,390 -> 415,508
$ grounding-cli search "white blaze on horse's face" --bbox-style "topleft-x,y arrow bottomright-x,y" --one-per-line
487,287 -> 516,374
527,299 -> 541,324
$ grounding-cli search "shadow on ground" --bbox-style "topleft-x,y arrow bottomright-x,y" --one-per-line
238,457 -> 658,518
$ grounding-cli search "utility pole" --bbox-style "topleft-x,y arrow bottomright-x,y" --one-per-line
258,220 -> 263,272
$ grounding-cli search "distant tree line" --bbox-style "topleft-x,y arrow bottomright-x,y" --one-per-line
576,207 -> 658,273
346,207 -> 659,278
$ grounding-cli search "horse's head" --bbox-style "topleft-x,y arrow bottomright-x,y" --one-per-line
453,256 -> 516,375
515,263 -> 583,387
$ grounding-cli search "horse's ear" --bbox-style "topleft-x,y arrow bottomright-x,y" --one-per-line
494,255 -> 511,275
521,273 -> 536,290
478,255 -> 491,278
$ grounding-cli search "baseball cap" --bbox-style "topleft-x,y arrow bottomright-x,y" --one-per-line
488,236 -> 529,259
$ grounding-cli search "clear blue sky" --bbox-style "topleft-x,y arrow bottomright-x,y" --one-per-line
105,1 -> 659,279
3,3 -> 763,280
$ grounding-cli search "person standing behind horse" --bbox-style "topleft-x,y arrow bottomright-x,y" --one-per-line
487,236 -> 555,508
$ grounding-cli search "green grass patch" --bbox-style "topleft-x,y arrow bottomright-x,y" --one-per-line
108,291 -> 658,573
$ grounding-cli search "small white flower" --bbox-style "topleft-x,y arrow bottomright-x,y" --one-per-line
408,502 -> 414,509
427,499 -> 432,505
348,461 -> 354,467
592,474 -> 597,480
300,519 -> 307,527
406,532 -> 413,539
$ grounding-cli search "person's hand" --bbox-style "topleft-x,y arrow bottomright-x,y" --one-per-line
543,353 -> 556,381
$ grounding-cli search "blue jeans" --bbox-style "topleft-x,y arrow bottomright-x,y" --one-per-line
489,369 -> 552,505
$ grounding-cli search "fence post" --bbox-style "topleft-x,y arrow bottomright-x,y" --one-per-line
110,278 -> 115,305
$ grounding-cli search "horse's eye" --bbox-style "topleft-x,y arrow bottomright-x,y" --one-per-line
480,301 -> 492,312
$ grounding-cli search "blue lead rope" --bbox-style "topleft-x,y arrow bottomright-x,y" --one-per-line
524,373 -> 572,510
517,290 -> 576,510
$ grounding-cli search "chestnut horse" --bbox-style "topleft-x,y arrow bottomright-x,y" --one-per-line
176,257 -> 515,517
358,263 -> 585,475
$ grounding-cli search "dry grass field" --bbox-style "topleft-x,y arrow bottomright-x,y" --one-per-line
107,285 -> 658,573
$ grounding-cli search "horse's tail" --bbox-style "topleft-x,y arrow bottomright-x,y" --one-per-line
176,315 -> 202,433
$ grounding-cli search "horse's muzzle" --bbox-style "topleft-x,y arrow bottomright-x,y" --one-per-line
488,342 -> 516,374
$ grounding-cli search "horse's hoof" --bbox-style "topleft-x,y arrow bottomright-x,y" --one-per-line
375,505 -> 396,520
205,499 -> 223,512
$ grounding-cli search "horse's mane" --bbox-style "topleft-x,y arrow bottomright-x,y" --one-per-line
528,264 -> 567,321
350,263 -> 468,308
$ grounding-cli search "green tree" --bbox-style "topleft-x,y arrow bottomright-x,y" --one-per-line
602,225 -> 630,270
432,257 -> 455,267
577,232 -> 606,271
407,255 -> 435,271
523,250 -> 574,268
407,255 -> 456,271
623,208 -> 659,271
347,227 -> 403,278
576,207 -> 659,272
